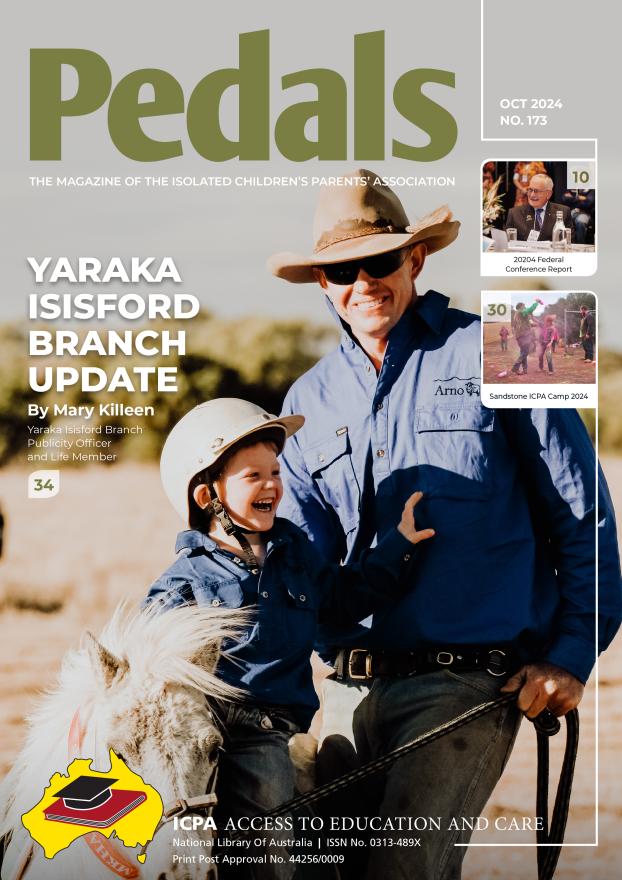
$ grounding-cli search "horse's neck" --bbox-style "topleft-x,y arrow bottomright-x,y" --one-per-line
0,733 -> 65,833
0,695 -> 95,833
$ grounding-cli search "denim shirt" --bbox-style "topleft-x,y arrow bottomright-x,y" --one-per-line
279,290 -> 622,684
145,519 -> 415,727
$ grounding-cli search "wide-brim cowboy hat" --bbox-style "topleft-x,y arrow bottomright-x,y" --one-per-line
267,169 -> 460,284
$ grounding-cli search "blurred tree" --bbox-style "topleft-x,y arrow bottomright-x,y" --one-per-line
0,324 -> 42,465
0,315 -> 337,465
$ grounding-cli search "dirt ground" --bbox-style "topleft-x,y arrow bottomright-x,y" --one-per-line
0,460 -> 621,878
483,323 -> 596,386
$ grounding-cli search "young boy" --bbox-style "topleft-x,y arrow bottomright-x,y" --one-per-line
537,314 -> 556,373
145,398 -> 433,879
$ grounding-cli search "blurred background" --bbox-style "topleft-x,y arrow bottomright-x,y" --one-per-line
2,0 -> 622,876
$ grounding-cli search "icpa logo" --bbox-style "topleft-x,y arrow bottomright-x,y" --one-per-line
433,376 -> 481,397
21,751 -> 163,865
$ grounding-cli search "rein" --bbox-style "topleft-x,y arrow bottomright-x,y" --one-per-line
228,695 -> 579,880
7,696 -> 578,880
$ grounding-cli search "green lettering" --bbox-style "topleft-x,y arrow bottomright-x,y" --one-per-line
108,69 -> 184,161
187,30 -> 270,161
392,68 -> 457,161
354,31 -> 385,160
30,49 -> 112,160
275,69 -> 346,161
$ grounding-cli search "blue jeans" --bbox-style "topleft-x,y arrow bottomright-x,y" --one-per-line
319,670 -> 521,880
512,335 -> 532,373
214,702 -> 299,880
582,338 -> 594,361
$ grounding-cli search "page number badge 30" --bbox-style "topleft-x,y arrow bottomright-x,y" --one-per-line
28,470 -> 60,499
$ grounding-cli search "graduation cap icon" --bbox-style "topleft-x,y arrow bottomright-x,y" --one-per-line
44,775 -> 146,828
53,776 -> 119,811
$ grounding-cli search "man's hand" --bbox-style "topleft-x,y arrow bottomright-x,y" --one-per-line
500,662 -> 584,717
397,492 -> 435,545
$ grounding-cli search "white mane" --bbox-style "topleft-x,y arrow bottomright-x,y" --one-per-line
0,603 -> 248,838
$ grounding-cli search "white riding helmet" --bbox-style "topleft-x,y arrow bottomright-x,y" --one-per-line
161,398 -> 305,523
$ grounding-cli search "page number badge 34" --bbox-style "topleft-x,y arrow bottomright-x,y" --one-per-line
28,470 -> 60,499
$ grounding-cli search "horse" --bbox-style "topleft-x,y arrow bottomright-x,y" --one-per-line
0,603 -> 250,880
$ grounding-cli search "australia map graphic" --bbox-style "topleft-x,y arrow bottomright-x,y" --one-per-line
21,750 -> 163,863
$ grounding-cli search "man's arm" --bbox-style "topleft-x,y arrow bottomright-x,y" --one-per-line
498,408 -> 622,714
279,394 -> 347,564
520,300 -> 542,317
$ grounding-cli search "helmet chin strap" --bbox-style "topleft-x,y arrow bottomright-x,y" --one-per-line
207,482 -> 261,571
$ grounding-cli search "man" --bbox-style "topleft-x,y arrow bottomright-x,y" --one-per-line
268,170 -> 621,880
505,173 -> 572,241
579,304 -> 596,362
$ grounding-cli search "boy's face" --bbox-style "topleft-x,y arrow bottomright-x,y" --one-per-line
213,441 -> 283,532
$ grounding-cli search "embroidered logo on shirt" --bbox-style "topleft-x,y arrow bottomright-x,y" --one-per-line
433,376 -> 481,397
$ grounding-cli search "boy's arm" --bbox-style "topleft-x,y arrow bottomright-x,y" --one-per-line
310,493 -> 435,624
143,575 -> 196,611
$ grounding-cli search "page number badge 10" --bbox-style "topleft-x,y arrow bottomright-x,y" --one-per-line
28,470 -> 60,499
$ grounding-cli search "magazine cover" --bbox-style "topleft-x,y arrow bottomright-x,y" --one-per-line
1,1 -> 621,878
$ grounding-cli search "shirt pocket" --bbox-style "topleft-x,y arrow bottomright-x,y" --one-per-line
193,577 -> 245,609
278,567 -> 319,653
301,430 -> 360,532
192,577 -> 263,653
414,406 -> 495,500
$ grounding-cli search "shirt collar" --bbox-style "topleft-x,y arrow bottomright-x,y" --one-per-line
334,289 -> 449,354
175,529 -> 217,554
174,520 -> 293,555
413,289 -> 450,336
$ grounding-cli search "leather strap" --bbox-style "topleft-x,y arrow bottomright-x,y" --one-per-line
335,646 -> 514,681
535,710 -> 580,880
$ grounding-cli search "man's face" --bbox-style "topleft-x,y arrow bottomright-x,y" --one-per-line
315,244 -> 426,343
527,177 -> 553,210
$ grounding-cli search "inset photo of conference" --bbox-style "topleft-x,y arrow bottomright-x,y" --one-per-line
481,160 -> 596,277
481,291 -> 597,409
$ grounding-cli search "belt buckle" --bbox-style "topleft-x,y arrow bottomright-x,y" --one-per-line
436,651 -> 454,666
348,649 -> 372,680
486,649 -> 507,677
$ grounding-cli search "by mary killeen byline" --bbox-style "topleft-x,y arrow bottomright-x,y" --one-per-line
28,403 -> 155,420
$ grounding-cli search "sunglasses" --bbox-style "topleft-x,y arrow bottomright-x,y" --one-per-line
320,247 -> 410,286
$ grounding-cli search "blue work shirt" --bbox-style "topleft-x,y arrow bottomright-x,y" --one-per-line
279,290 -> 622,684
145,519 -> 415,728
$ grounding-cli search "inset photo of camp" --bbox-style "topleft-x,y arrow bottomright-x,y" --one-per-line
481,291 -> 597,409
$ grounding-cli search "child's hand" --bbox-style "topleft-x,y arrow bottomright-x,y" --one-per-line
397,492 -> 436,545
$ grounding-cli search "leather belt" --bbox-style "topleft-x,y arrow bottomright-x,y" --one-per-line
334,647 -> 514,682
